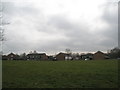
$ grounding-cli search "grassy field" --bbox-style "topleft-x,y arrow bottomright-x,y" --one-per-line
2,60 -> 118,88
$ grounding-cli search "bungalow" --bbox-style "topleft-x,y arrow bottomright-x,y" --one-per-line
56,52 -> 72,60
93,51 -> 105,60
56,53 -> 66,60
27,53 -> 48,60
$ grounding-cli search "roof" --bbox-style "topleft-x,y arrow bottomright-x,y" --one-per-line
94,51 -> 104,54
27,53 -> 46,56
8,52 -> 15,56
56,52 -> 66,56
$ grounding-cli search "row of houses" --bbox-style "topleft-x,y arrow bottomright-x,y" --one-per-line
2,53 -> 48,60
2,51 -> 109,61
56,51 -> 109,60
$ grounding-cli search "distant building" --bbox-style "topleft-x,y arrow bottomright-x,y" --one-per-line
7,53 -> 20,60
93,51 -> 105,60
56,53 -> 66,60
56,52 -> 72,60
27,53 -> 48,60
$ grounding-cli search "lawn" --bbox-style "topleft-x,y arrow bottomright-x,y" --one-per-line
2,60 -> 118,88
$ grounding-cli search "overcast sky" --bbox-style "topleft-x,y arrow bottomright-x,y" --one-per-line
1,0 -> 119,55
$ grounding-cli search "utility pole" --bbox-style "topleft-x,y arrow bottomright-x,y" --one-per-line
118,1 -> 120,49
0,0 -> 3,60
0,0 -> 2,89
0,1 -> 9,88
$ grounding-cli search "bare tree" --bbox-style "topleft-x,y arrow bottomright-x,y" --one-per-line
108,47 -> 120,59
65,48 -> 72,54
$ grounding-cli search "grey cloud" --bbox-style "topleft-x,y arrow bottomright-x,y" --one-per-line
2,1 -> 118,54
48,16 -> 74,30
48,15 -> 91,38
99,2 -> 118,48
101,2 -> 117,24
47,15 -> 103,52
47,3 -> 118,52
3,2 -> 39,15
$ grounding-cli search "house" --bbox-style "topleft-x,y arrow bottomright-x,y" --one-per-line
93,51 -> 105,60
56,52 -> 72,60
40,53 -> 48,60
56,52 -> 66,60
7,53 -> 20,60
27,53 -> 48,60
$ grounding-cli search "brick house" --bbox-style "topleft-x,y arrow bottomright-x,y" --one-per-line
27,53 -> 48,60
93,51 -> 105,60
56,52 -> 66,60
56,52 -> 72,60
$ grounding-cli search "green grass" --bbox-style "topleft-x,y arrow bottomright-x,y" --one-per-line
2,60 -> 118,88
